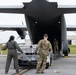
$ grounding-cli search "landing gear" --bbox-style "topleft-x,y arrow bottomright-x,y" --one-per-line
63,48 -> 70,56
63,50 -> 68,56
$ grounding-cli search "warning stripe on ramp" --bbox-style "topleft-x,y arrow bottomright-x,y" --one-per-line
13,68 -> 29,75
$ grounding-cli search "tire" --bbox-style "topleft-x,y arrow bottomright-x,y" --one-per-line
46,62 -> 49,69
63,50 -> 68,56
18,59 -> 22,67
50,56 -> 52,66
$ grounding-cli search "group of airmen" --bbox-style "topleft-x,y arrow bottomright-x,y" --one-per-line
1,34 -> 59,75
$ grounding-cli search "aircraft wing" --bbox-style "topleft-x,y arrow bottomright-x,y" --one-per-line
67,27 -> 76,31
0,25 -> 27,39
58,5 -> 76,13
0,3 -> 29,13
1,7 -> 76,14
0,25 -> 27,31
0,8 -> 25,13
67,25 -> 76,31
1,2 -> 76,14
59,8 -> 76,13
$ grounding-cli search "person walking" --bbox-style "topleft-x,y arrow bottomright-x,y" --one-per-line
35,34 -> 52,73
1,35 -> 23,75
53,38 -> 59,59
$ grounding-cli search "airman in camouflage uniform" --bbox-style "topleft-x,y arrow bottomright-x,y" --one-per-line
53,38 -> 59,59
2,35 -> 23,75
35,34 -> 52,73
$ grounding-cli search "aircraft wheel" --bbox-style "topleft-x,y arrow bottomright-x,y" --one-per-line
63,50 -> 68,56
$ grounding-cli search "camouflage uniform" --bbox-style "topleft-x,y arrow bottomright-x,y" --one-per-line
2,40 -> 23,74
54,39 -> 58,54
35,39 -> 52,73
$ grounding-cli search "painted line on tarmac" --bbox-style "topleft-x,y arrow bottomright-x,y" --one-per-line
13,68 -> 29,75
19,68 -> 29,75
64,56 -> 69,58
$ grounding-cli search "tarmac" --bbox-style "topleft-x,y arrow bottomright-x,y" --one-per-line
0,54 -> 76,75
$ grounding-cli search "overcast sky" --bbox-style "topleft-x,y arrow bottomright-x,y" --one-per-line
0,0 -> 76,43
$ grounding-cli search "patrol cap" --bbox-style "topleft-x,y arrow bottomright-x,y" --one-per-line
44,34 -> 48,37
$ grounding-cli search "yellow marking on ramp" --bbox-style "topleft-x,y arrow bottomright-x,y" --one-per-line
64,56 -> 69,58
19,69 -> 29,75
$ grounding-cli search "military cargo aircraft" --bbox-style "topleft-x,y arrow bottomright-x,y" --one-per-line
0,0 -> 76,56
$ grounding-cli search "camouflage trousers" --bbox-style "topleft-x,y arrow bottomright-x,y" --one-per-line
54,46 -> 59,60
36,54 -> 47,72
54,46 -> 58,54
